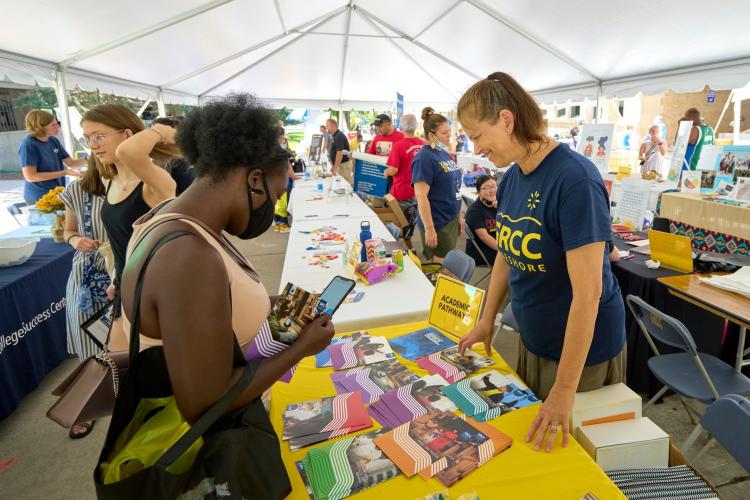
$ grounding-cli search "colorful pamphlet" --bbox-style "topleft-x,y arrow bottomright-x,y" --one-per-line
328,335 -> 395,370
441,371 -> 541,422
300,429 -> 400,500
315,332 -> 368,368
367,375 -> 457,429
373,409 -> 512,486
330,359 -> 420,403
388,327 -> 457,360
283,392 -> 372,450
244,320 -> 296,383
416,346 -> 494,384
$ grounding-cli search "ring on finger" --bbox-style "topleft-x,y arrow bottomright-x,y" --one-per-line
548,424 -> 560,432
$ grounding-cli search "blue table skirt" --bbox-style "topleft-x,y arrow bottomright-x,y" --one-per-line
0,239 -> 74,420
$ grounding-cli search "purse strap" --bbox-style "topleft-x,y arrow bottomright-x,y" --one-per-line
127,229 -> 258,469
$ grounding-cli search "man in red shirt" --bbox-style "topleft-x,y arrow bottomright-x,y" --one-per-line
385,113 -> 424,249
368,114 -> 404,157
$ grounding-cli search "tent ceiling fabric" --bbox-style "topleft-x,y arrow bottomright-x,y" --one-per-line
1,0 -> 750,107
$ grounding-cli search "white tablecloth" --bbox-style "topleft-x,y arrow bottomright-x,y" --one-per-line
287,178 -> 375,220
282,193 -> 435,332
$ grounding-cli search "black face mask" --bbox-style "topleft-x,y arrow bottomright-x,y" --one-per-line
238,173 -> 274,240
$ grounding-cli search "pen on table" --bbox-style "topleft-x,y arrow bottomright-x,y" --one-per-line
622,254 -> 635,260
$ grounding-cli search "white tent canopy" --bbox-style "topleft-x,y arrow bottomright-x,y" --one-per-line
2,0 -> 750,109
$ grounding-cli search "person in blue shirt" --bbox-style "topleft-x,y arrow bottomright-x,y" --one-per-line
456,72 -> 626,454
412,107 -> 463,263
18,110 -> 85,203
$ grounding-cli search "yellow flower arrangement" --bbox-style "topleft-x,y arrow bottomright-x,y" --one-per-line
35,186 -> 66,214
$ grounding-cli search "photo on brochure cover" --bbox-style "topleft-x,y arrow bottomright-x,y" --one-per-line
441,346 -> 494,373
343,359 -> 420,394
283,398 -> 334,439
269,282 -> 320,345
408,376 -> 456,413
469,371 -> 540,415
343,430 -> 400,491
407,410 -> 489,465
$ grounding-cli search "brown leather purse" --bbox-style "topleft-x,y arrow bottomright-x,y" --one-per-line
47,350 -> 129,428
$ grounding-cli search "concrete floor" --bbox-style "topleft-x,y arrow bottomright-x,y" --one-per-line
0,211 -> 748,499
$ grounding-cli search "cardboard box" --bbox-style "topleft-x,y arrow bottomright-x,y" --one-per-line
578,417 -> 669,471
669,441 -> 723,499
571,383 -> 642,440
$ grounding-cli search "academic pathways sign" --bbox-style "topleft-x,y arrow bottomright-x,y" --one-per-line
428,274 -> 485,339
352,152 -> 388,198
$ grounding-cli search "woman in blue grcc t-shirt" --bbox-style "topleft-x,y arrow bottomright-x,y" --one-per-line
411,107 -> 463,263
456,73 -> 626,454
18,110 -> 85,203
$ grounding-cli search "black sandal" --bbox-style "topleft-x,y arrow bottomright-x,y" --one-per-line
69,421 -> 95,439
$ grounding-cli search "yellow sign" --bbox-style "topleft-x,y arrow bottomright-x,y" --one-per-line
428,274 -> 485,339
647,229 -> 693,273
345,240 -> 361,278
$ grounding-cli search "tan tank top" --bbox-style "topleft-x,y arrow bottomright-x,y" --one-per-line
122,211 -> 271,350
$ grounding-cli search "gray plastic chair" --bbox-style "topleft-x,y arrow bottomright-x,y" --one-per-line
683,395 -> 750,471
500,302 -> 519,332
463,221 -> 492,286
442,249 -> 476,284
7,201 -> 26,227
626,295 -> 750,450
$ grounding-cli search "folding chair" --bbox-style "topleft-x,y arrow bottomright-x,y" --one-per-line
685,394 -> 750,471
6,201 -> 26,227
463,221 -> 492,285
441,249 -> 476,283
626,295 -> 750,451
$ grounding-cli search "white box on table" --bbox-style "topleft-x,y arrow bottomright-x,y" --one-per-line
577,417 -> 669,471
571,382 -> 642,439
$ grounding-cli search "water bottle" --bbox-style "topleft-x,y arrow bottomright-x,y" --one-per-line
359,221 -> 372,262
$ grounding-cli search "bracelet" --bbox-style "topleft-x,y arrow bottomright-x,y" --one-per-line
66,234 -> 80,245
146,127 -> 164,144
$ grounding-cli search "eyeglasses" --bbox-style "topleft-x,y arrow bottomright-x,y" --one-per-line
480,185 -> 497,192
79,130 -> 124,148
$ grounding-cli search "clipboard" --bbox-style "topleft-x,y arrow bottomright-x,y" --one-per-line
80,300 -> 114,350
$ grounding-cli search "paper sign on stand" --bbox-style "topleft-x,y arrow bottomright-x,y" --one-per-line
613,184 -> 650,231
733,177 -> 750,201
345,240 -> 361,278
667,121 -> 694,182
428,274 -> 485,339
576,124 -> 615,176
696,145 -> 722,171
352,152 -> 388,198
715,145 -> 750,180
680,171 -> 701,195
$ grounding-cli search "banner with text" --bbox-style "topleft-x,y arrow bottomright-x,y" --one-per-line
352,152 -> 389,198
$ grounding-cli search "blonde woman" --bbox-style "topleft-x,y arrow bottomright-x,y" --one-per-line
19,110 -> 84,203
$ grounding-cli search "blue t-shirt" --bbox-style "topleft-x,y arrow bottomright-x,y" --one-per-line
495,145 -> 625,365
18,135 -> 69,202
411,146 -> 462,230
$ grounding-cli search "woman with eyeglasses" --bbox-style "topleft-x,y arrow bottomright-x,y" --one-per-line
79,105 -> 180,340
464,174 -> 499,266
19,110 -> 85,204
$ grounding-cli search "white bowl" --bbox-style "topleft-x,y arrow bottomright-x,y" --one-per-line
0,238 -> 39,267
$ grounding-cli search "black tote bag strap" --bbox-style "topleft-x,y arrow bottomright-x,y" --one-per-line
156,361 -> 256,468
127,230 -> 194,362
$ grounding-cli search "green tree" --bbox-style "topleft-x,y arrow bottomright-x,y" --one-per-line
13,87 -> 58,111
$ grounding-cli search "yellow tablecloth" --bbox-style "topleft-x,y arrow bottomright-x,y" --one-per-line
270,321 -> 625,500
